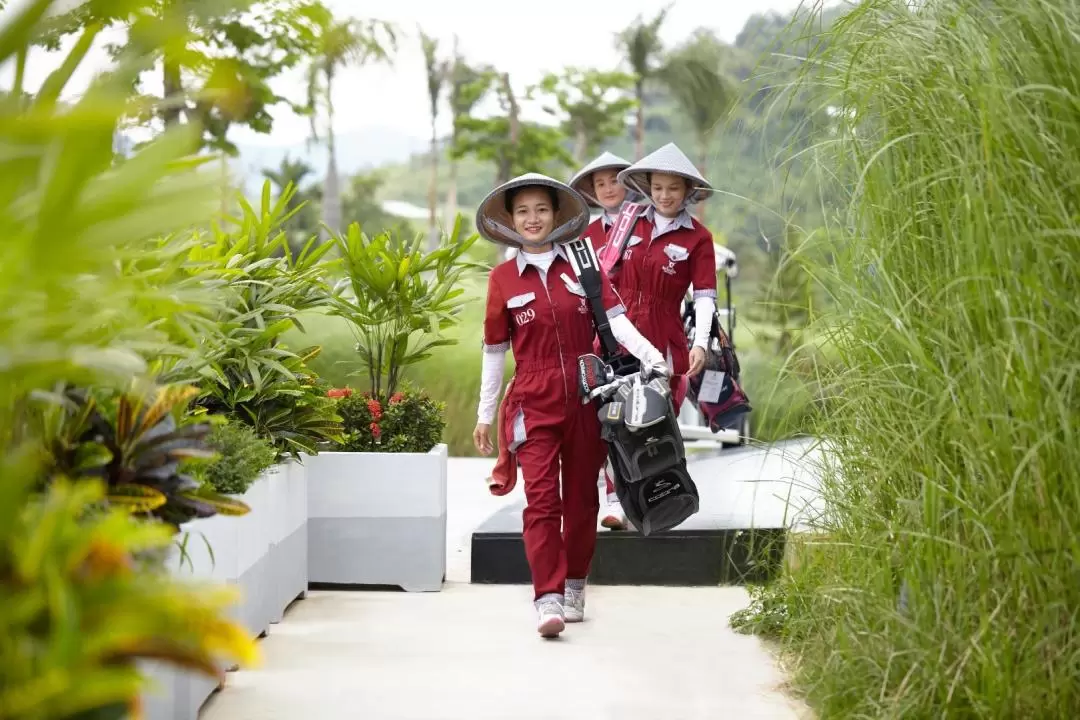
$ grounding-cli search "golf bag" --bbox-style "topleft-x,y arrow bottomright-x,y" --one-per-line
681,283 -> 752,434
566,238 -> 700,536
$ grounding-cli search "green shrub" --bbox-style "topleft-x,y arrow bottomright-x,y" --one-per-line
191,418 -> 278,495
331,386 -> 446,453
764,1 -> 1080,717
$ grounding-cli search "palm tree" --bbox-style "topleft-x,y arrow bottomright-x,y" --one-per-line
262,155 -> 314,205
419,28 -> 447,247
616,5 -> 672,159
660,31 -> 737,227
445,39 -> 490,226
305,10 -> 395,239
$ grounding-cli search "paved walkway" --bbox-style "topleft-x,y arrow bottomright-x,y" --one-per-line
201,444 -> 820,720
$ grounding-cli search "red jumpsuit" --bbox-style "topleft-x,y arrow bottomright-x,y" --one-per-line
610,208 -> 717,410
483,248 -> 625,599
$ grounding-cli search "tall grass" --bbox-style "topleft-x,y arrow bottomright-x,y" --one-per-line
774,0 -> 1080,716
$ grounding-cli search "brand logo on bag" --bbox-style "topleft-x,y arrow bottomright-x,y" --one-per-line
514,308 -> 536,326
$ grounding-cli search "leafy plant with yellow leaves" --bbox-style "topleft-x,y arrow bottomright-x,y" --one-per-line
0,0 -> 264,716
0,475 -> 258,720
40,382 -> 251,531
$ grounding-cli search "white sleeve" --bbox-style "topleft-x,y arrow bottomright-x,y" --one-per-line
476,349 -> 507,424
692,295 -> 716,350
609,314 -> 665,368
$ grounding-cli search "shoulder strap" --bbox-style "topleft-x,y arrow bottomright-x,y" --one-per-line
596,202 -> 645,276
565,238 -> 620,359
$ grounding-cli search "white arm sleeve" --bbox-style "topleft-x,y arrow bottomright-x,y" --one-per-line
693,295 -> 716,350
610,314 -> 665,369
476,349 -> 507,424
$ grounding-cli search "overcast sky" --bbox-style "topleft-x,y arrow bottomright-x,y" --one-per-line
2,0 -> 810,145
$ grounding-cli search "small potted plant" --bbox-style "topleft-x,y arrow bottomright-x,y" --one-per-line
304,220 -> 479,592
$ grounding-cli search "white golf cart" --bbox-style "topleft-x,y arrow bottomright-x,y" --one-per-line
677,245 -> 751,447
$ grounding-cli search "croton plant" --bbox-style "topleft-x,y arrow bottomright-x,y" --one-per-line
41,382 -> 250,530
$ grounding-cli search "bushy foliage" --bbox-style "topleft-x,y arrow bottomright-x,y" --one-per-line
330,386 -> 446,454
189,417 -> 279,495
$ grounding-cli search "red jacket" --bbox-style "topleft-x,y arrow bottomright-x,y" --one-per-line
609,207 -> 717,376
483,246 -> 625,433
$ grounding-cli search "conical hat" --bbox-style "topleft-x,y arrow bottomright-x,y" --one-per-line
568,152 -> 633,208
475,173 -> 590,249
617,142 -> 712,206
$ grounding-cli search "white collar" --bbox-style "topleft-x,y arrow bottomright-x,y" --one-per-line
643,205 -> 694,230
515,244 -> 568,275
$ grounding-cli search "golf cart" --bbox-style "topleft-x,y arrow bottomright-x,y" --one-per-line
678,245 -> 752,447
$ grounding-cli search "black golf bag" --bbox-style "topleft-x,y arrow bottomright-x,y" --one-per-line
566,238 -> 700,536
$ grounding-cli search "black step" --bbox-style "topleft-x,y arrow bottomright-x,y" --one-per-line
470,501 -> 786,587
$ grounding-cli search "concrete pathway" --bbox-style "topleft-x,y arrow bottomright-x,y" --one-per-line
201,443 -> 820,720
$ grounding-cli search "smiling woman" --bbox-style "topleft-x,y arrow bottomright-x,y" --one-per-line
470,173 -> 667,638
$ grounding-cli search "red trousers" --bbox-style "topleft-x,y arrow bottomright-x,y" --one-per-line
602,374 -> 688,498
515,400 -> 607,600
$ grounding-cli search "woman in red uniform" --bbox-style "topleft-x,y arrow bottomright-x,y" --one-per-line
612,142 -> 719,418
568,151 -> 643,252
568,152 -> 647,530
472,173 -> 666,638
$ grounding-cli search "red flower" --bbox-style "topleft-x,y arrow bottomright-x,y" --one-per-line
327,387 -> 353,399
389,392 -> 404,405
366,398 -> 382,421
369,422 -> 382,440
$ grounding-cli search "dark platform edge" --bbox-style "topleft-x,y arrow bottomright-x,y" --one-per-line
470,502 -> 786,587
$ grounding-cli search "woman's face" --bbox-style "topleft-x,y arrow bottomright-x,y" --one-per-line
511,188 -> 556,246
592,169 -> 626,210
650,172 -> 689,217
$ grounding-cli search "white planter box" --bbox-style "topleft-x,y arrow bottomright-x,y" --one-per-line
305,443 -> 448,592
144,508 -> 244,720
270,458 -> 308,621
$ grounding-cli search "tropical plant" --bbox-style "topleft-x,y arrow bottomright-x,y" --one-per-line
186,416 -> 279,495
262,155 -> 320,249
0,477 -> 258,720
616,5 -> 672,159
304,6 -> 396,237
444,42 -> 490,224
419,27 -> 448,244
36,0 -> 329,154
175,183 -> 344,456
332,386 -> 445,453
39,383 -> 251,530
659,30 -> 738,226
0,0 -> 259,714
329,217 -> 481,398
530,67 -> 637,163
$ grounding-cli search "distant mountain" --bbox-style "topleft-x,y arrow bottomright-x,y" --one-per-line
230,125 -> 428,194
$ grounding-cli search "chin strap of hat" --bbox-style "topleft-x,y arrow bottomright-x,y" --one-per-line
482,216 -> 585,249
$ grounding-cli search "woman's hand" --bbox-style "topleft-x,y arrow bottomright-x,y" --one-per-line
473,423 -> 493,455
688,346 -> 707,377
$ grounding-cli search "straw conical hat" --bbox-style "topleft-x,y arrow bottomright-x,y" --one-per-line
475,173 -> 590,249
617,142 -> 712,205
568,152 -> 634,208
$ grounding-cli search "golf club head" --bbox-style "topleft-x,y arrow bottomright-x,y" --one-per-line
577,353 -> 611,397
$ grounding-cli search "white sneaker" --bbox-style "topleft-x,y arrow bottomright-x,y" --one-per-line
564,580 -> 586,623
600,502 -> 627,530
535,594 -> 565,638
